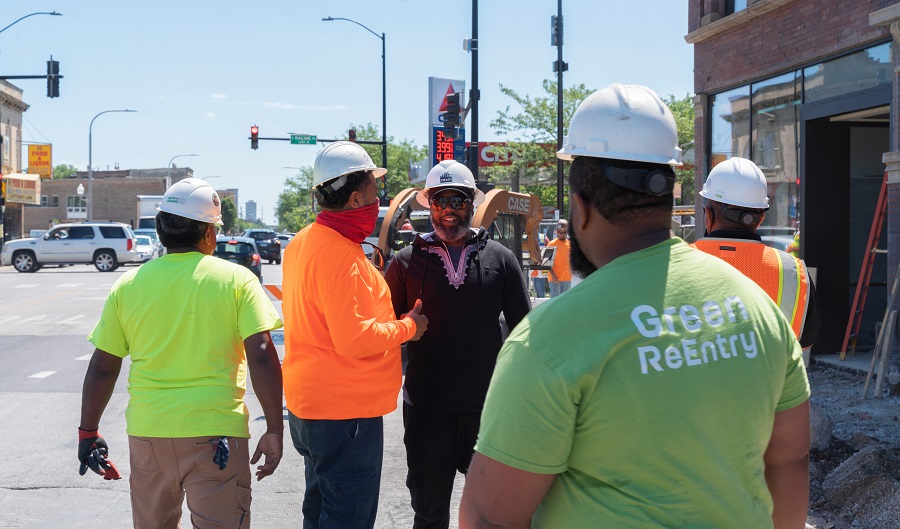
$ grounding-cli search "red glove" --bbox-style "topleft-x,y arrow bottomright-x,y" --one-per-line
77,428 -> 122,480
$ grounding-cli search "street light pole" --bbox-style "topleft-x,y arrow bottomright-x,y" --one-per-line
167,153 -> 198,185
0,11 -> 62,36
322,17 -> 387,170
88,109 -> 136,221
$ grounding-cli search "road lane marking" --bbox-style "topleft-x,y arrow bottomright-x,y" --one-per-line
83,297 -> 109,301
76,354 -> 93,361
0,316 -> 21,324
29,371 -> 56,379
58,283 -> 82,288
22,315 -> 49,323
59,315 -> 85,324
13,284 -> 39,289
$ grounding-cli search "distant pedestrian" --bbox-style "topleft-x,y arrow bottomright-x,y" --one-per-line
281,141 -> 428,529
385,160 -> 531,529
79,178 -> 285,528
547,219 -> 571,297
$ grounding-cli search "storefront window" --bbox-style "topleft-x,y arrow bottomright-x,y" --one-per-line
752,71 -> 801,230
710,86 -> 751,168
804,42 -> 892,103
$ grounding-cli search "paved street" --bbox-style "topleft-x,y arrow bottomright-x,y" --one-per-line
0,257 -> 464,528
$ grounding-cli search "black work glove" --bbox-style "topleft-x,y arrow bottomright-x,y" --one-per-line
78,428 -> 122,480
210,437 -> 230,470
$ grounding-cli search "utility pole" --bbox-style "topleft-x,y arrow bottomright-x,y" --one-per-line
468,0 -> 480,183
553,1 -> 568,216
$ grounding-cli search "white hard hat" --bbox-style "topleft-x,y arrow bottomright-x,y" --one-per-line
157,177 -> 223,225
557,83 -> 683,166
416,160 -> 486,207
699,157 -> 769,209
313,141 -> 387,192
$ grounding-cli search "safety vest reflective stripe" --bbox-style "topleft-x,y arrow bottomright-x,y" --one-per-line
692,239 -> 809,339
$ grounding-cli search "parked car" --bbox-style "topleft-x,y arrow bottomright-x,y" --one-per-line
133,228 -> 165,256
213,236 -> 263,281
276,233 -> 294,245
0,222 -> 139,273
242,229 -> 281,264
132,235 -> 159,263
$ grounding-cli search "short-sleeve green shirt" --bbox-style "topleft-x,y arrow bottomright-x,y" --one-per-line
476,238 -> 809,529
89,252 -> 282,438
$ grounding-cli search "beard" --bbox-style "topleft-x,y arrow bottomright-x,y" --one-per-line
432,208 -> 473,242
568,223 -> 597,278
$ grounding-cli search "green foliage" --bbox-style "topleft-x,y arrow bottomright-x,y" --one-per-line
662,94 -> 696,204
276,166 -> 316,233
220,197 -> 237,234
347,122 -> 427,198
484,80 -> 595,216
485,81 -> 696,213
52,164 -> 78,179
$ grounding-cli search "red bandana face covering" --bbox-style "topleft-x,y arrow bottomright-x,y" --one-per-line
315,201 -> 380,244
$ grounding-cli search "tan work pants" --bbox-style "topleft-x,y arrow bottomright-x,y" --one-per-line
128,435 -> 252,529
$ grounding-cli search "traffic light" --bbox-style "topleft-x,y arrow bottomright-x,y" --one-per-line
47,59 -> 60,98
443,93 -> 460,129
250,125 -> 259,150
551,15 -> 563,47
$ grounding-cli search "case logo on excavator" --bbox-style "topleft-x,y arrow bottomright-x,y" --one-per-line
507,196 -> 531,213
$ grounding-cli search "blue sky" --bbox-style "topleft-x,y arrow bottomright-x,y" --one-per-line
1,1 -> 694,225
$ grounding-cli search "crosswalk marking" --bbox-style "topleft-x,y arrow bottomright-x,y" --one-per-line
59,315 -> 85,324
75,354 -> 93,361
29,371 -> 56,379
13,284 -> 39,289
83,297 -> 108,301
58,283 -> 82,288
22,315 -> 49,323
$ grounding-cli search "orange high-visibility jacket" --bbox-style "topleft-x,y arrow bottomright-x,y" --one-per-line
693,238 -> 810,339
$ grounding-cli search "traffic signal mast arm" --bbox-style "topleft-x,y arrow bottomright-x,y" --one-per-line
0,56 -> 62,98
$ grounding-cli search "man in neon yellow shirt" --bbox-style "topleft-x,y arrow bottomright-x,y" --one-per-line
79,178 -> 285,528
460,84 -> 810,529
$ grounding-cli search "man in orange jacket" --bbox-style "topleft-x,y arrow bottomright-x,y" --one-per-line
281,141 -> 428,529
694,157 -> 820,353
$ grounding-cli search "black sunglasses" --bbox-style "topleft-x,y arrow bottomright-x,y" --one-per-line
429,196 -> 471,211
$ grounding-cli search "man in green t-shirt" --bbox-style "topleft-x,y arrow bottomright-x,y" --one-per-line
78,178 -> 285,528
459,84 -> 810,529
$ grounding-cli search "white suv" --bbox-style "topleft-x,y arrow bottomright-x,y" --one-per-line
1,222 -> 140,273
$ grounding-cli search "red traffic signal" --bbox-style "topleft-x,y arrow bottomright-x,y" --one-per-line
250,125 -> 259,150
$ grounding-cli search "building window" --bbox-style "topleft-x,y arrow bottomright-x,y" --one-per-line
724,0 -> 748,16
51,195 -> 59,207
67,195 -> 87,219
41,195 -> 48,207
804,42 -> 892,103
710,85 -> 751,167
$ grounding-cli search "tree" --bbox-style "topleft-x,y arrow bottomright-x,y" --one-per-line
53,164 -> 78,179
221,196 -> 237,234
662,94 -> 696,204
276,167 -> 316,233
483,80 -> 595,216
347,122 -> 427,199
485,81 -> 696,212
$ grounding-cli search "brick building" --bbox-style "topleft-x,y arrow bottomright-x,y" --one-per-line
687,0 -> 900,360
20,168 -> 193,234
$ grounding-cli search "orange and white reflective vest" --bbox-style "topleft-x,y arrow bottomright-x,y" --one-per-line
693,238 -> 810,339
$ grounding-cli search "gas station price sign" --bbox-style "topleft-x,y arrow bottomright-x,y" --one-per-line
431,126 -> 465,167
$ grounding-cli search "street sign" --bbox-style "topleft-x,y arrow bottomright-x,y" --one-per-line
290,134 -> 317,145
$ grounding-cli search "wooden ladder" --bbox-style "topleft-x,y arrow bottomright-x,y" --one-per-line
841,172 -> 889,360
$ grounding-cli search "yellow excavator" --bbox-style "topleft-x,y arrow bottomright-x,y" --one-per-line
374,187 -> 545,271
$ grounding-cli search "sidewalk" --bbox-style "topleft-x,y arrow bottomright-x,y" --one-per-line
812,351 -> 876,375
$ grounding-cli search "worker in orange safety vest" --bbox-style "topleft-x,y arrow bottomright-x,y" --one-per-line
693,157 -> 820,351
